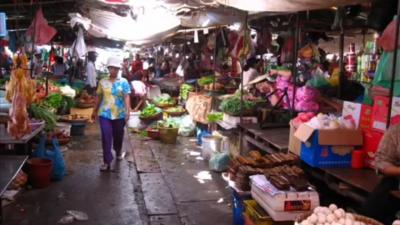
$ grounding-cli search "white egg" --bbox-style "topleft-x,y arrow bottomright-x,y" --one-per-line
317,214 -> 327,224
322,208 -> 332,215
324,223 -> 331,225
354,222 -> 361,225
338,218 -> 345,225
326,213 -> 336,223
360,222 -> 366,225
301,220 -> 310,225
314,206 -> 323,214
329,204 -> 338,212
393,221 -> 400,225
309,214 -> 318,224
345,218 -> 354,225
332,222 -> 342,225
334,209 -> 345,219
345,213 -> 355,221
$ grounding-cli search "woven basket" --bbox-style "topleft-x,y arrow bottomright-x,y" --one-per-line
295,212 -> 383,225
139,112 -> 163,122
153,99 -> 177,109
76,101 -> 95,109
165,108 -> 186,117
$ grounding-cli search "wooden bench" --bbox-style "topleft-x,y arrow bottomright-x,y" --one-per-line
0,156 -> 28,223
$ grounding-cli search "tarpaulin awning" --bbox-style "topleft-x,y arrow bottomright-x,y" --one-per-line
216,0 -> 372,12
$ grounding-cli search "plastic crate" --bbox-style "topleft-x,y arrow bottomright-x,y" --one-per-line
300,132 -> 352,168
243,213 -> 256,225
244,200 -> 273,225
232,188 -> 252,225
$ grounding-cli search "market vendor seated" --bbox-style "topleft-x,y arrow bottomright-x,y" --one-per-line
360,123 -> 400,225
51,56 -> 69,79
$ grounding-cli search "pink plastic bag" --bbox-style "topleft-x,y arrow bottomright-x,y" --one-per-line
378,18 -> 399,52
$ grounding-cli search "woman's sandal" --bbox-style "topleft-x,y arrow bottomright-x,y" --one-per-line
99,164 -> 111,172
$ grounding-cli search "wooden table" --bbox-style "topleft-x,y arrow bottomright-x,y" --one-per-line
0,123 -> 45,155
303,163 -> 382,203
0,156 -> 28,223
240,124 -> 289,152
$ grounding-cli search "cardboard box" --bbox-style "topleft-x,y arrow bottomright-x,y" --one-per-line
391,97 -> 400,126
294,124 -> 363,168
372,96 -> 389,132
359,105 -> 373,130
342,101 -> 362,128
362,129 -> 384,169
288,121 -> 301,156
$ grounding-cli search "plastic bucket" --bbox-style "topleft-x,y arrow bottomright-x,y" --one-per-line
70,123 -> 86,136
159,127 -> 179,144
27,158 -> 53,188
201,135 -> 222,160
56,122 -> 72,136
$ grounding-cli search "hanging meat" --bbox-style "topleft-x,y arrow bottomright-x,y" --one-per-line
6,54 -> 36,139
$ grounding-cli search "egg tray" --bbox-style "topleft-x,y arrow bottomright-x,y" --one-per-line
296,212 -> 383,225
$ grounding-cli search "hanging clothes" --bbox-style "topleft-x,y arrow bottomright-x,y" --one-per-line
26,7 -> 57,45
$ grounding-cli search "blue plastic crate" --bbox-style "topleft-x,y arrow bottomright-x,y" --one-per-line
300,131 -> 352,168
231,188 -> 252,225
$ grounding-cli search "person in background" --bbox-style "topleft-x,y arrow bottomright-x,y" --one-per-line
85,52 -> 97,95
122,58 -> 131,81
360,123 -> 400,225
241,57 -> 261,89
130,53 -> 143,80
51,56 -> 69,78
92,56 -> 131,172
31,49 -> 43,77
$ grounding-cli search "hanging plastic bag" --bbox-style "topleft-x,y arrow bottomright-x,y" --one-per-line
378,17 -> 400,52
373,51 -> 400,96
209,152 -> 230,172
32,136 -> 66,181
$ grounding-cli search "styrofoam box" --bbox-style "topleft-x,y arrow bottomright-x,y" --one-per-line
250,175 -> 319,212
251,184 -> 311,222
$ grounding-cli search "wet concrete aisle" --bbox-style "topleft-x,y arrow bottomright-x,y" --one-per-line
2,124 -> 233,225
3,123 -> 147,225
131,134 -> 233,225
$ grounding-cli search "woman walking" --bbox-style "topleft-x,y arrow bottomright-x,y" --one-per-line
92,56 -> 131,171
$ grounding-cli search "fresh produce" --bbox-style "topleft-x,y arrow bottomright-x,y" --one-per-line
207,112 -> 223,123
153,94 -> 175,105
140,104 -> 162,118
197,76 -> 214,86
6,54 -> 36,139
219,96 -> 257,116
180,84 -> 194,100
30,103 -> 57,131
204,82 -> 224,92
60,85 -> 76,98
44,93 -> 63,109
157,118 -> 179,128
297,204 -> 369,225
165,106 -> 185,113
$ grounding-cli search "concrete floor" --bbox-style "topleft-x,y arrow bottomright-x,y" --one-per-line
2,123 -> 232,225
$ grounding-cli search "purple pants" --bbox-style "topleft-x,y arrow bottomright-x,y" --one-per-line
99,117 -> 126,164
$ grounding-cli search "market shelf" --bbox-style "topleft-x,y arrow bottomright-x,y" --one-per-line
239,123 -> 289,152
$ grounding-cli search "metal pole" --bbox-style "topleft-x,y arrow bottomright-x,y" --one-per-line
239,13 -> 248,154
338,27 -> 345,98
291,13 -> 300,117
29,6 -> 37,79
387,0 -> 400,128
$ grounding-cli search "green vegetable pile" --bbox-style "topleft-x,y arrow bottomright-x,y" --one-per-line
43,93 -> 75,113
29,104 -> 57,131
154,94 -> 175,105
197,76 -> 214,86
140,104 -> 162,118
157,118 -> 179,129
219,96 -> 257,116
165,106 -> 185,113
180,84 -> 194,100
207,112 -> 224,123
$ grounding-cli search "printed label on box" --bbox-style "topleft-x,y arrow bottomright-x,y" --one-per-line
342,101 -> 362,128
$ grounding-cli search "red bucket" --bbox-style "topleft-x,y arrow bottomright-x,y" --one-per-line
27,158 -> 53,188
351,150 -> 365,169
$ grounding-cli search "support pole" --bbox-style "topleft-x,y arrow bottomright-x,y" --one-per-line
387,0 -> 400,128
239,13 -> 248,155
291,13 -> 300,117
338,28 -> 345,98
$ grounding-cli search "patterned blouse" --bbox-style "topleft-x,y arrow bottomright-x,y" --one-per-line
375,124 -> 400,170
96,77 -> 131,120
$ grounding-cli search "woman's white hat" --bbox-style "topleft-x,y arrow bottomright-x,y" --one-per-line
107,56 -> 122,68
